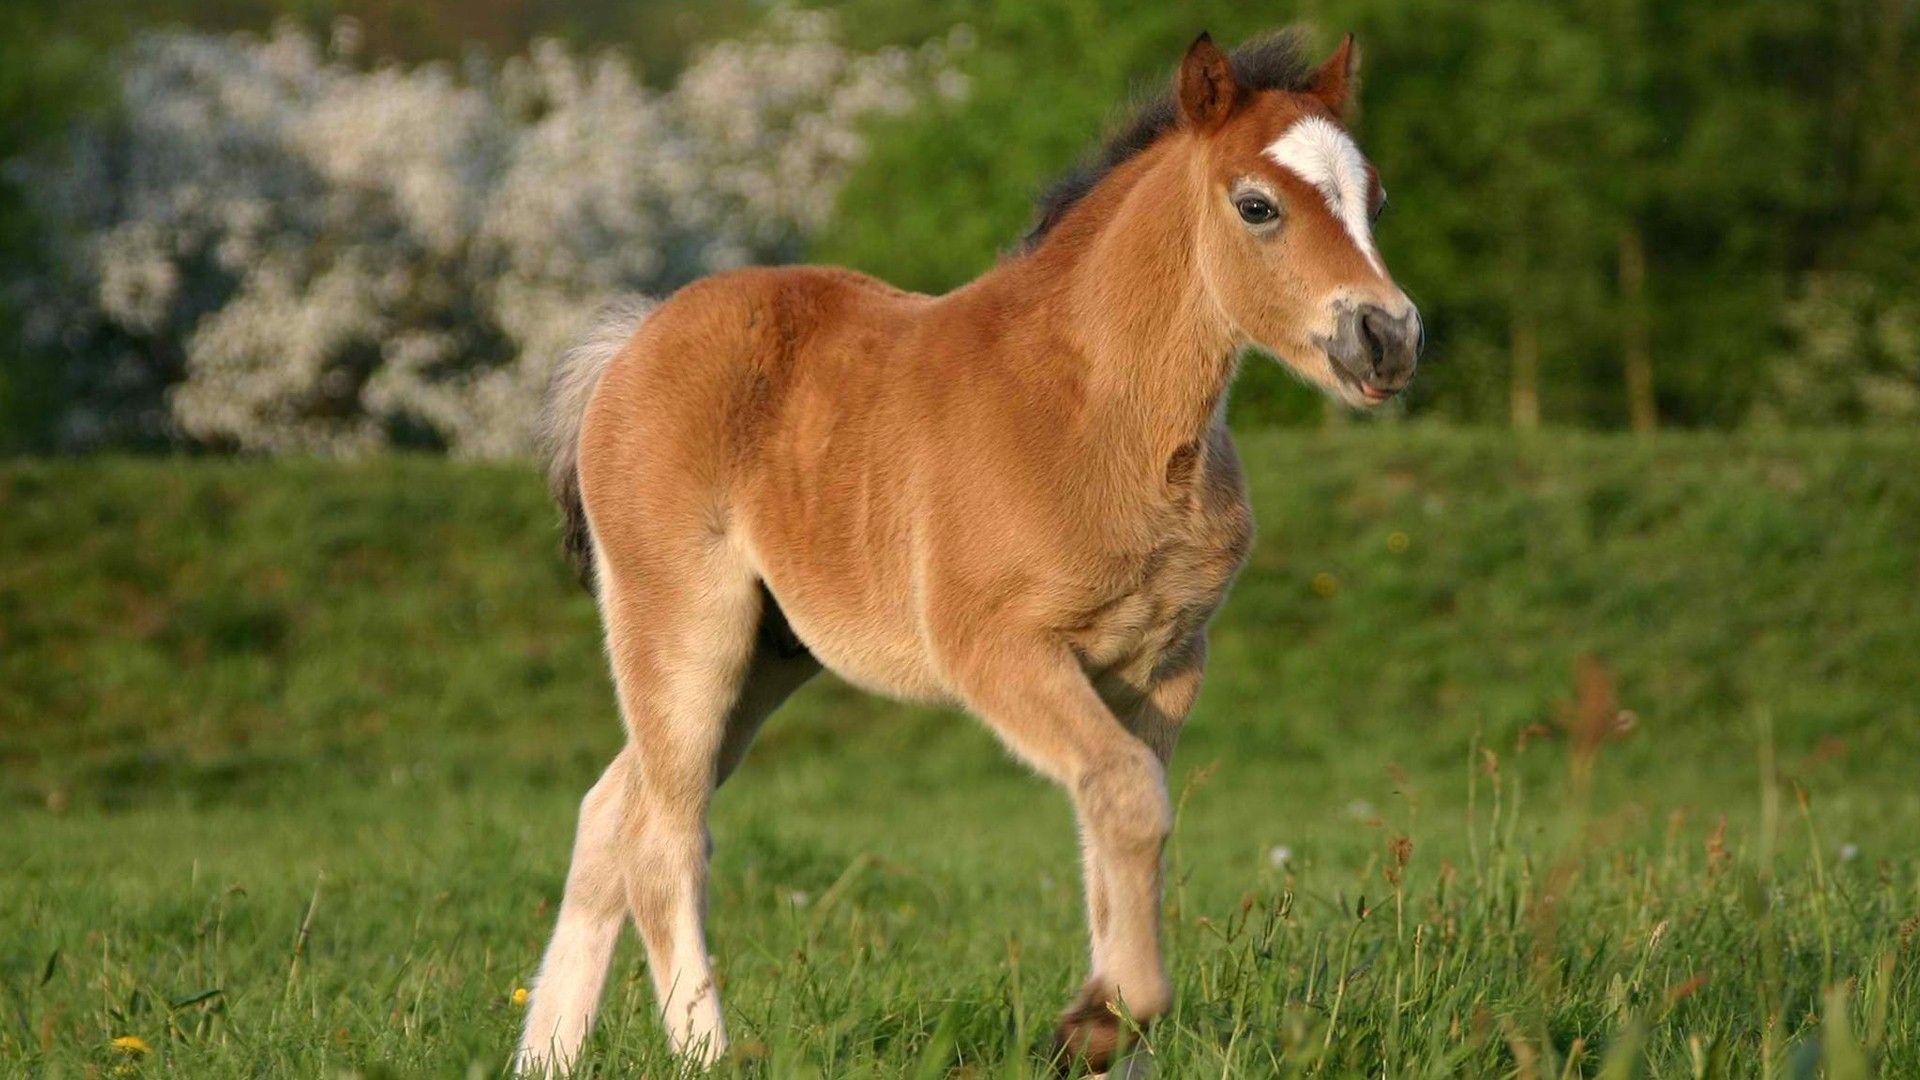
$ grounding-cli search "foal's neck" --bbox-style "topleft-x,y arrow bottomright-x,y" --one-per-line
1035,136 -> 1239,463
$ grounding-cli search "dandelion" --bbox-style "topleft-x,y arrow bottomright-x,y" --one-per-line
512,987 -> 529,1006
1386,530 -> 1410,553
1310,571 -> 1339,598
1839,842 -> 1860,862
1267,845 -> 1293,868
111,1035 -> 151,1054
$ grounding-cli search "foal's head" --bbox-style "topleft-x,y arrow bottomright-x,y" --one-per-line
1175,32 -> 1422,407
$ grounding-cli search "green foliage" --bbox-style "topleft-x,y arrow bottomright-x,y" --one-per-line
3,433 -> 1918,1073
816,0 -> 1920,428
0,0 -> 114,452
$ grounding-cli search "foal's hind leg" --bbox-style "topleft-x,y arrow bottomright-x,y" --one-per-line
518,551 -> 811,1073
601,553 -> 762,1066
515,749 -> 636,1074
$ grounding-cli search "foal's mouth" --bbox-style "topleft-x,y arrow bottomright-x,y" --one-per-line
1309,337 -> 1409,408
1326,360 -> 1406,407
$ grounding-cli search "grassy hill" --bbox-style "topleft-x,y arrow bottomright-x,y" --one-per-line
3,429 -> 1918,1075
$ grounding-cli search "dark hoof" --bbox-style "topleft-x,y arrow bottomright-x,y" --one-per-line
1050,996 -> 1123,1076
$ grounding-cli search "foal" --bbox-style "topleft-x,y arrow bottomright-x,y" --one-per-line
517,28 -> 1421,1074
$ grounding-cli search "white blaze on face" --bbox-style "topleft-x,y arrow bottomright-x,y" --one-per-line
1264,115 -> 1383,276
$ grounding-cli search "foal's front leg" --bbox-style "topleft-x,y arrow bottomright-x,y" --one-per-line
1062,639 -> 1206,1065
943,636 -> 1177,1072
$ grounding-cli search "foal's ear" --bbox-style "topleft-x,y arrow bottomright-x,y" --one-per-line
1306,33 -> 1361,118
1177,32 -> 1241,132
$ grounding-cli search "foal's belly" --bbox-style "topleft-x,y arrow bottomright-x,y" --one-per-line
775,590 -> 950,703
767,559 -> 1226,707
739,423 -> 1251,707
744,529 -> 952,704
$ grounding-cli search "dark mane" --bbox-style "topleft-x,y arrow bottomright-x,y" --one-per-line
1022,29 -> 1316,248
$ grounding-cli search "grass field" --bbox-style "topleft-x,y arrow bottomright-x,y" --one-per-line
3,429 -> 1919,1077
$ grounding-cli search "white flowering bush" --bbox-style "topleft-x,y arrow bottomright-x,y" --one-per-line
1757,273 -> 1920,426
14,12 -> 966,453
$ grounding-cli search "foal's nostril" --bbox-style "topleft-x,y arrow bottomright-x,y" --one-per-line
1360,307 -> 1392,368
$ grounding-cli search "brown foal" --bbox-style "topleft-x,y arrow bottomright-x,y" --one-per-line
516,27 -> 1421,1075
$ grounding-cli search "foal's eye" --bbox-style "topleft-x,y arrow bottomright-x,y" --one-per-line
1235,195 -> 1279,226
1370,192 -> 1389,224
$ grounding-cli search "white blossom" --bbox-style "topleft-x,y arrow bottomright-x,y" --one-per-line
1757,272 -> 1920,426
16,12 -> 969,454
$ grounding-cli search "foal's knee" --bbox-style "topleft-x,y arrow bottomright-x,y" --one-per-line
618,800 -> 705,933
1074,744 -> 1170,854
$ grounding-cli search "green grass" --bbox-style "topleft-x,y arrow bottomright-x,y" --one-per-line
3,429 -> 1918,1077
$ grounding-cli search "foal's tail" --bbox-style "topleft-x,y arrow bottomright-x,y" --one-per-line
540,295 -> 656,592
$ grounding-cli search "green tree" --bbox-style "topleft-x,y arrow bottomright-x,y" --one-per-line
0,0 -> 112,451
817,0 -> 1920,430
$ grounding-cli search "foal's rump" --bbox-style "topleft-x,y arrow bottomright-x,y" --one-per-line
544,269 -> 890,582
547,267 -> 946,694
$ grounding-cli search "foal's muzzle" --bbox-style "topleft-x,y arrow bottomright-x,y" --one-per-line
1325,301 -> 1423,403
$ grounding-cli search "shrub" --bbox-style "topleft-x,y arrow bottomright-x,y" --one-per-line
1757,273 -> 1920,426
11,11 -> 967,454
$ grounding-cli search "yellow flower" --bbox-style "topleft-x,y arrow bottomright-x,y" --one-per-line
512,987 -> 530,1006
111,1035 -> 152,1054
1387,530 -> 1410,554
1310,571 -> 1339,598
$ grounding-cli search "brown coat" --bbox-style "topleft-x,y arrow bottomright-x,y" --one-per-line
517,28 -> 1420,1075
